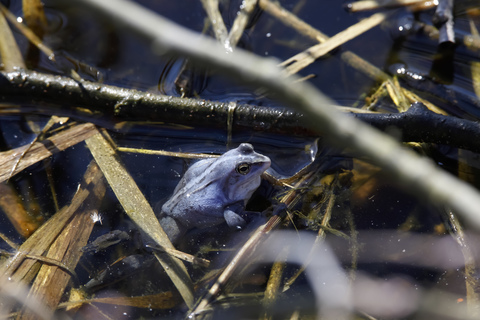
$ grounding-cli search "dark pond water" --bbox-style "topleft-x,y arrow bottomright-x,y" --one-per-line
1,0 -> 480,319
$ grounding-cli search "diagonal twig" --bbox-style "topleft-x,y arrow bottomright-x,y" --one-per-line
280,12 -> 390,76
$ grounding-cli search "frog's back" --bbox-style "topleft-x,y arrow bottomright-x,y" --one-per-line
161,157 -> 223,216
169,158 -> 216,195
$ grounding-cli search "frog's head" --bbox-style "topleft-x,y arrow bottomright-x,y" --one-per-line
221,143 -> 271,201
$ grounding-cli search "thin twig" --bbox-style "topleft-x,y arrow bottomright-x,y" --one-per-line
346,0 -> 432,12
444,208 -> 480,317
200,0 -> 229,47
0,9 -> 26,70
280,12 -> 390,76
147,245 -> 210,268
0,3 -> 52,58
7,117 -> 60,181
0,123 -> 98,184
57,291 -> 178,310
284,177 -> 337,290
0,232 -> 19,250
261,246 -> 289,320
117,147 -> 219,159
259,0 -> 328,43
259,0 -> 391,83
226,0 -> 258,48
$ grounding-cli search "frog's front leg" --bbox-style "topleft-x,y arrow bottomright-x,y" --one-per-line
159,216 -> 187,244
224,203 -> 247,229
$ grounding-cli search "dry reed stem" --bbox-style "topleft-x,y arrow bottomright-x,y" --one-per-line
0,10 -> 26,70
280,12 -> 389,75
58,291 -> 178,310
0,182 -> 43,238
85,130 -> 194,308
347,0 -> 433,12
200,0 -> 229,45
227,0 -> 258,48
259,0 -> 401,102
261,247 -> 288,320
259,0 -> 422,113
445,208 -> 480,317
0,160 -> 104,320
259,0 -> 328,42
118,146 -> 218,159
21,0 -> 48,38
147,245 -> 210,268
0,3 -> 53,58
17,161 -> 105,320
0,123 -> 98,184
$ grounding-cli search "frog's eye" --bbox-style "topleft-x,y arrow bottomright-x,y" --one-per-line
236,162 -> 251,175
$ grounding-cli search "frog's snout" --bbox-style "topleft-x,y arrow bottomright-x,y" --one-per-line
263,157 -> 271,170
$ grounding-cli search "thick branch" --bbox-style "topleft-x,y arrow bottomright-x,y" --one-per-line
397,68 -> 480,119
2,71 -> 480,153
353,102 -> 480,153
0,70 -> 310,136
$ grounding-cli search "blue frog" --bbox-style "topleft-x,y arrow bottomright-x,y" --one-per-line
159,143 -> 271,244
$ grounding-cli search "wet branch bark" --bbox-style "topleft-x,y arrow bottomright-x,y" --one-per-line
2,70 -> 480,153
353,102 -> 480,153
0,70 -> 310,136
